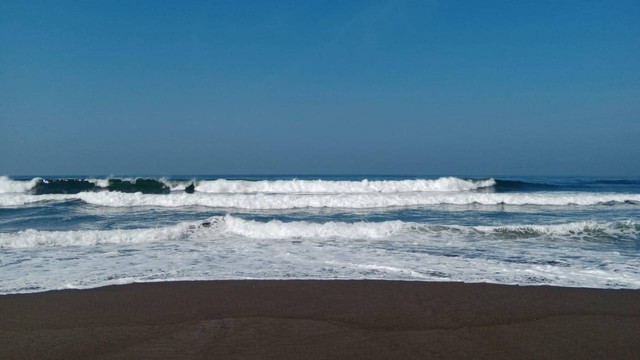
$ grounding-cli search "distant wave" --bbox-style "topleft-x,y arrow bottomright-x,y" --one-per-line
0,177 -> 171,195
492,179 -> 561,192
0,176 -> 495,195
586,179 -> 640,185
191,177 -> 496,193
4,176 -> 639,196
490,178 -> 640,190
2,216 -> 637,248
0,176 -> 40,193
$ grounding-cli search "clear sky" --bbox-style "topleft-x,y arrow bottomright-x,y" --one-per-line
1,0 -> 639,176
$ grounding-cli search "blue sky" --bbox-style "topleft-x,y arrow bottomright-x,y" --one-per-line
1,0 -> 639,176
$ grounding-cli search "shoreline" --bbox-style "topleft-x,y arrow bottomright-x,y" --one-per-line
1,280 -> 639,359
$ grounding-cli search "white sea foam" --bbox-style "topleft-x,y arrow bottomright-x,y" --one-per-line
0,217 -> 397,248
221,216 -> 406,239
165,179 -> 189,191
193,177 -> 496,193
87,178 -> 110,188
2,216 -> 636,248
0,194 -> 72,206
0,176 -> 39,193
0,176 -> 495,194
2,216 -> 638,292
220,217 -> 639,241
0,224 -> 193,248
1,191 -> 639,208
62,191 -> 640,208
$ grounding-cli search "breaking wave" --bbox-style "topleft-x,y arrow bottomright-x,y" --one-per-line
0,177 -> 171,195
0,176 -> 40,194
217,217 -> 640,242
0,176 -> 495,194
192,177 -> 496,193
1,216 -> 637,248
3,176 -> 639,196
2,191 -> 639,209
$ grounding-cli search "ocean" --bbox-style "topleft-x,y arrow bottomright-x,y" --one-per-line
1,175 -> 638,294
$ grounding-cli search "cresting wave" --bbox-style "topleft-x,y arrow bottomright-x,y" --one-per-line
3,176 -> 640,195
2,191 -> 639,208
0,176 -> 496,194
1,216 -> 637,248
0,176 -> 40,193
218,217 -> 640,241
191,177 -> 496,193
0,176 -> 171,194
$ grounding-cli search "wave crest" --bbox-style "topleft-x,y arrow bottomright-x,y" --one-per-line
0,176 -> 40,194
194,177 -> 496,193
0,176 -> 495,194
1,191 -> 640,208
2,216 -> 637,248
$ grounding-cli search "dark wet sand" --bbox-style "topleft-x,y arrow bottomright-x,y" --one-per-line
1,280 -> 639,359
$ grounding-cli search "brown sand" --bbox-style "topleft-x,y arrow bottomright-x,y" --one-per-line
1,280 -> 639,359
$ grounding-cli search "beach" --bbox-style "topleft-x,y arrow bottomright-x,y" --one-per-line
4,0 -> 639,358
2,280 -> 639,359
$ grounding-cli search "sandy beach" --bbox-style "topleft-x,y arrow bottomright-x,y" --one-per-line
1,280 -> 639,359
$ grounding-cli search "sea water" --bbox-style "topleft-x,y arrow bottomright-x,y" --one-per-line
0,175 -> 638,294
